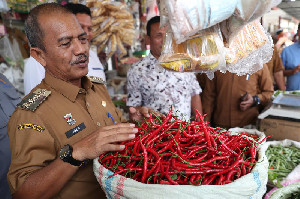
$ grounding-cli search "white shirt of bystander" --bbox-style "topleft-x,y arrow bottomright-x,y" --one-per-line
24,49 -> 106,95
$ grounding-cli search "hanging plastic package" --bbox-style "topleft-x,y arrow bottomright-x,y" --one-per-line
156,0 -> 169,28
159,25 -> 226,79
221,0 -> 282,45
87,0 -> 135,59
0,35 -> 24,94
0,0 -> 9,12
224,20 -> 273,76
164,0 -> 238,44
235,0 -> 281,22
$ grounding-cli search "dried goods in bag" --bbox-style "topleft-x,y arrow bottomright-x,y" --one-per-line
87,0 -> 135,59
224,20 -> 273,75
221,0 -> 281,45
159,25 -> 226,76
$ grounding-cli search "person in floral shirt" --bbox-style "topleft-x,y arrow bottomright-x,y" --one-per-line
127,16 -> 202,121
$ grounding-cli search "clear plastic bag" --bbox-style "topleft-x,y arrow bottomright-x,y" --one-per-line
159,25 -> 226,77
0,0 -> 9,12
0,35 -> 24,94
0,35 -> 24,70
89,0 -> 134,59
156,0 -> 168,28
164,0 -> 237,44
224,20 -> 273,75
221,0 -> 281,45
235,0 -> 281,22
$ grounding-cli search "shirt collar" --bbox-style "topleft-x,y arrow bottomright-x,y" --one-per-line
44,72 -> 94,102
148,52 -> 157,61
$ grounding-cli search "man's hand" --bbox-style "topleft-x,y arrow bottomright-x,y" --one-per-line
129,106 -> 156,122
240,93 -> 254,111
293,65 -> 300,74
72,123 -> 138,161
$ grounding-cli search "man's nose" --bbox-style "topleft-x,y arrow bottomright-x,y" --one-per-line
73,39 -> 88,55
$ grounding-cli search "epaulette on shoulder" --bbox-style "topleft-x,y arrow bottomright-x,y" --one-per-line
88,76 -> 106,84
17,88 -> 51,111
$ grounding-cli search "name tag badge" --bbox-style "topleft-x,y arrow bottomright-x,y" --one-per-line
65,123 -> 86,138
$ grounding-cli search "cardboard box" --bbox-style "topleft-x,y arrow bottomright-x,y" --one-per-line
259,118 -> 300,142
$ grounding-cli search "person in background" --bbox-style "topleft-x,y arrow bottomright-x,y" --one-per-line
265,47 -> 286,91
7,3 -> 149,198
275,29 -> 293,54
0,73 -> 21,199
23,2 -> 106,95
281,23 -> 300,91
127,16 -> 202,121
201,64 -> 274,129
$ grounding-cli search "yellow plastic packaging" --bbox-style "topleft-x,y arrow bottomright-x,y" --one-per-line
159,26 -> 226,74
224,20 -> 273,75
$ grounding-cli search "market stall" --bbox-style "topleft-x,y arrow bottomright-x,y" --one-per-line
90,0 -> 299,198
1,0 -> 300,198
258,91 -> 300,142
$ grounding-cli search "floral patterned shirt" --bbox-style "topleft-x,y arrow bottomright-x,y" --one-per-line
126,53 -> 202,121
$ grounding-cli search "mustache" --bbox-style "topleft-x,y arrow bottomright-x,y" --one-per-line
70,54 -> 88,65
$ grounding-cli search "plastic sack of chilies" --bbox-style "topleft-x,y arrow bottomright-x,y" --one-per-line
159,25 -> 226,78
224,20 -> 273,76
221,0 -> 282,45
164,0 -> 238,44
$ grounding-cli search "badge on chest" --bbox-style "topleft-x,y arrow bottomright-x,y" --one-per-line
65,122 -> 86,138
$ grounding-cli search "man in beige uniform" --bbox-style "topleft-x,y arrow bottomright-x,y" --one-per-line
7,3 -> 148,199
265,47 -> 286,91
202,64 -> 273,129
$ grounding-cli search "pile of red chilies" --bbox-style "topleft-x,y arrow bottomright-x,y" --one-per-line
98,107 -> 267,185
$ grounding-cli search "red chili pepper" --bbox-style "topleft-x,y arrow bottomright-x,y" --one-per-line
108,168 -> 143,179
139,141 -> 148,183
256,135 -> 273,145
98,106 -> 259,185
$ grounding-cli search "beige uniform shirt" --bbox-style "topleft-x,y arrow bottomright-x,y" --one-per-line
265,47 -> 284,83
202,64 -> 274,129
7,72 -> 125,199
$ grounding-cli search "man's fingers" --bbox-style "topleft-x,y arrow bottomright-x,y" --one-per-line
101,144 -> 126,153
129,107 -> 137,114
101,123 -> 135,131
101,126 -> 138,138
104,133 -> 136,144
140,107 -> 150,117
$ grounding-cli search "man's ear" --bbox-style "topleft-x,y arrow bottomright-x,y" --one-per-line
145,35 -> 150,46
30,47 -> 46,67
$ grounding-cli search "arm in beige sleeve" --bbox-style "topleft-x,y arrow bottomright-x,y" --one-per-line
201,75 -> 216,123
191,94 -> 202,118
274,70 -> 286,91
13,159 -> 78,199
257,65 -> 274,107
272,48 -> 286,91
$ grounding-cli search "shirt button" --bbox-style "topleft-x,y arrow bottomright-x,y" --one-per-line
97,122 -> 101,126
86,102 -> 90,107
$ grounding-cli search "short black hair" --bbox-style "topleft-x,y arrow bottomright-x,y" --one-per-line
146,16 -> 160,36
64,3 -> 91,17
276,29 -> 283,35
298,23 -> 300,30
25,3 -> 72,51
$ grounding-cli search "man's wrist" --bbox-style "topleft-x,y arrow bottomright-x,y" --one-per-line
59,144 -> 86,167
252,96 -> 261,106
